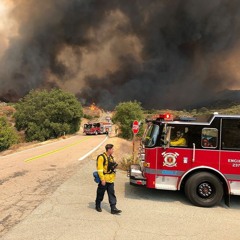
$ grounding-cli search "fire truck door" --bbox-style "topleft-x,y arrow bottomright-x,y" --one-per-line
159,126 -> 194,171
192,127 -> 220,170
155,147 -> 192,190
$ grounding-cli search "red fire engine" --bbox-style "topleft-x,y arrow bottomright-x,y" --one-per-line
83,122 -> 111,135
129,113 -> 240,207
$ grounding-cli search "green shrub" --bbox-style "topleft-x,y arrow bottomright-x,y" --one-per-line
0,117 -> 19,151
14,89 -> 83,142
83,114 -> 94,120
112,101 -> 144,140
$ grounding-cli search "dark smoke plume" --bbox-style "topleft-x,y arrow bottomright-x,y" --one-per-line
1,0 -> 240,109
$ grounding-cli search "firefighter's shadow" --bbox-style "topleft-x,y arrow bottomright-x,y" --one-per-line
88,201 -> 112,213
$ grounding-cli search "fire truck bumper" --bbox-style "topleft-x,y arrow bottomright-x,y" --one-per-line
129,164 -> 146,186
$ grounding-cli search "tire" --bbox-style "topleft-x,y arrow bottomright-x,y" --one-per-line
184,172 -> 223,207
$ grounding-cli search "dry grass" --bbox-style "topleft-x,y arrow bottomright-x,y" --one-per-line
107,136 -> 140,171
119,155 -> 140,171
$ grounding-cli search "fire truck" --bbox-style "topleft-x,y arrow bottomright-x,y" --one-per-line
129,113 -> 240,207
83,122 -> 111,135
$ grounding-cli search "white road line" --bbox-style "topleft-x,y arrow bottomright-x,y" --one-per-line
78,136 -> 108,161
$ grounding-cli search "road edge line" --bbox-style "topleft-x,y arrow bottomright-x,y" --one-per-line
78,136 -> 108,161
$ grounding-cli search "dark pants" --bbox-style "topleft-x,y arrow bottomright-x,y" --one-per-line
95,182 -> 117,209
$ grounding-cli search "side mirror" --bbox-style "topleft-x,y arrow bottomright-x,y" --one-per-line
162,127 -> 171,149
162,140 -> 169,150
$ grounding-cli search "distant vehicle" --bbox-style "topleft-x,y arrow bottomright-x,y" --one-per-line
105,116 -> 111,122
83,122 -> 112,135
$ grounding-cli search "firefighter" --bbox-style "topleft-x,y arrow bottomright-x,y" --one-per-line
95,144 -> 122,214
202,138 -> 214,147
170,131 -> 186,146
202,138 -> 209,147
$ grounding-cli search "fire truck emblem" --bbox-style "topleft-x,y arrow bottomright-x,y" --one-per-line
162,152 -> 179,167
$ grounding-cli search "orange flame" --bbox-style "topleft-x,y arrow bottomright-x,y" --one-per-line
89,103 -> 98,111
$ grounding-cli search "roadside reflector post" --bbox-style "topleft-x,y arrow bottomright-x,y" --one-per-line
133,134 -> 135,162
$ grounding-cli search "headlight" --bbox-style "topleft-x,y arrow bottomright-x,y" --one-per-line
139,153 -> 145,161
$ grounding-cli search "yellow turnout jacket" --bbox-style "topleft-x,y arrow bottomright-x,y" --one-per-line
170,137 -> 186,146
97,152 -> 116,183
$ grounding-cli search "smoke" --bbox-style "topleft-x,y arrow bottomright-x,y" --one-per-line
1,0 -> 240,109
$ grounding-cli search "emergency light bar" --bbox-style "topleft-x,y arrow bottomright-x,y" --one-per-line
175,116 -> 197,122
159,113 -> 173,121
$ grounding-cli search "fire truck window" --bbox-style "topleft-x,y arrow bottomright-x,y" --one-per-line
222,119 -> 240,150
143,124 -> 159,148
201,128 -> 218,148
186,126 -> 202,148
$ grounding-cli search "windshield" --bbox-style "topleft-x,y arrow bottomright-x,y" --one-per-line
143,124 -> 160,147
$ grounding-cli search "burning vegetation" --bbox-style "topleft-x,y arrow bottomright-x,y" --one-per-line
83,103 -> 102,119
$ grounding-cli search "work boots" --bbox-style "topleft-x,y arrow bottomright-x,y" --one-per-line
111,207 -> 122,214
95,205 -> 122,214
95,206 -> 102,212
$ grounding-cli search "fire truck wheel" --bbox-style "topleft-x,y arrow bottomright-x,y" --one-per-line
184,172 -> 223,207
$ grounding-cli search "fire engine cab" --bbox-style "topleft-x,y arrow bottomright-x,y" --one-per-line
129,113 -> 240,207
83,122 -> 111,135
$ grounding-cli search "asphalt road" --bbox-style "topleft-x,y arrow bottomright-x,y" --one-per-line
1,134 -> 240,240
0,133 -> 108,238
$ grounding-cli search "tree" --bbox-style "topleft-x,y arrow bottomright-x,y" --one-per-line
14,89 -> 83,142
198,107 -> 209,114
0,117 -> 19,151
112,101 -> 144,139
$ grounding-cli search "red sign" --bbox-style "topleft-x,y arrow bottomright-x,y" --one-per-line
132,120 -> 139,134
